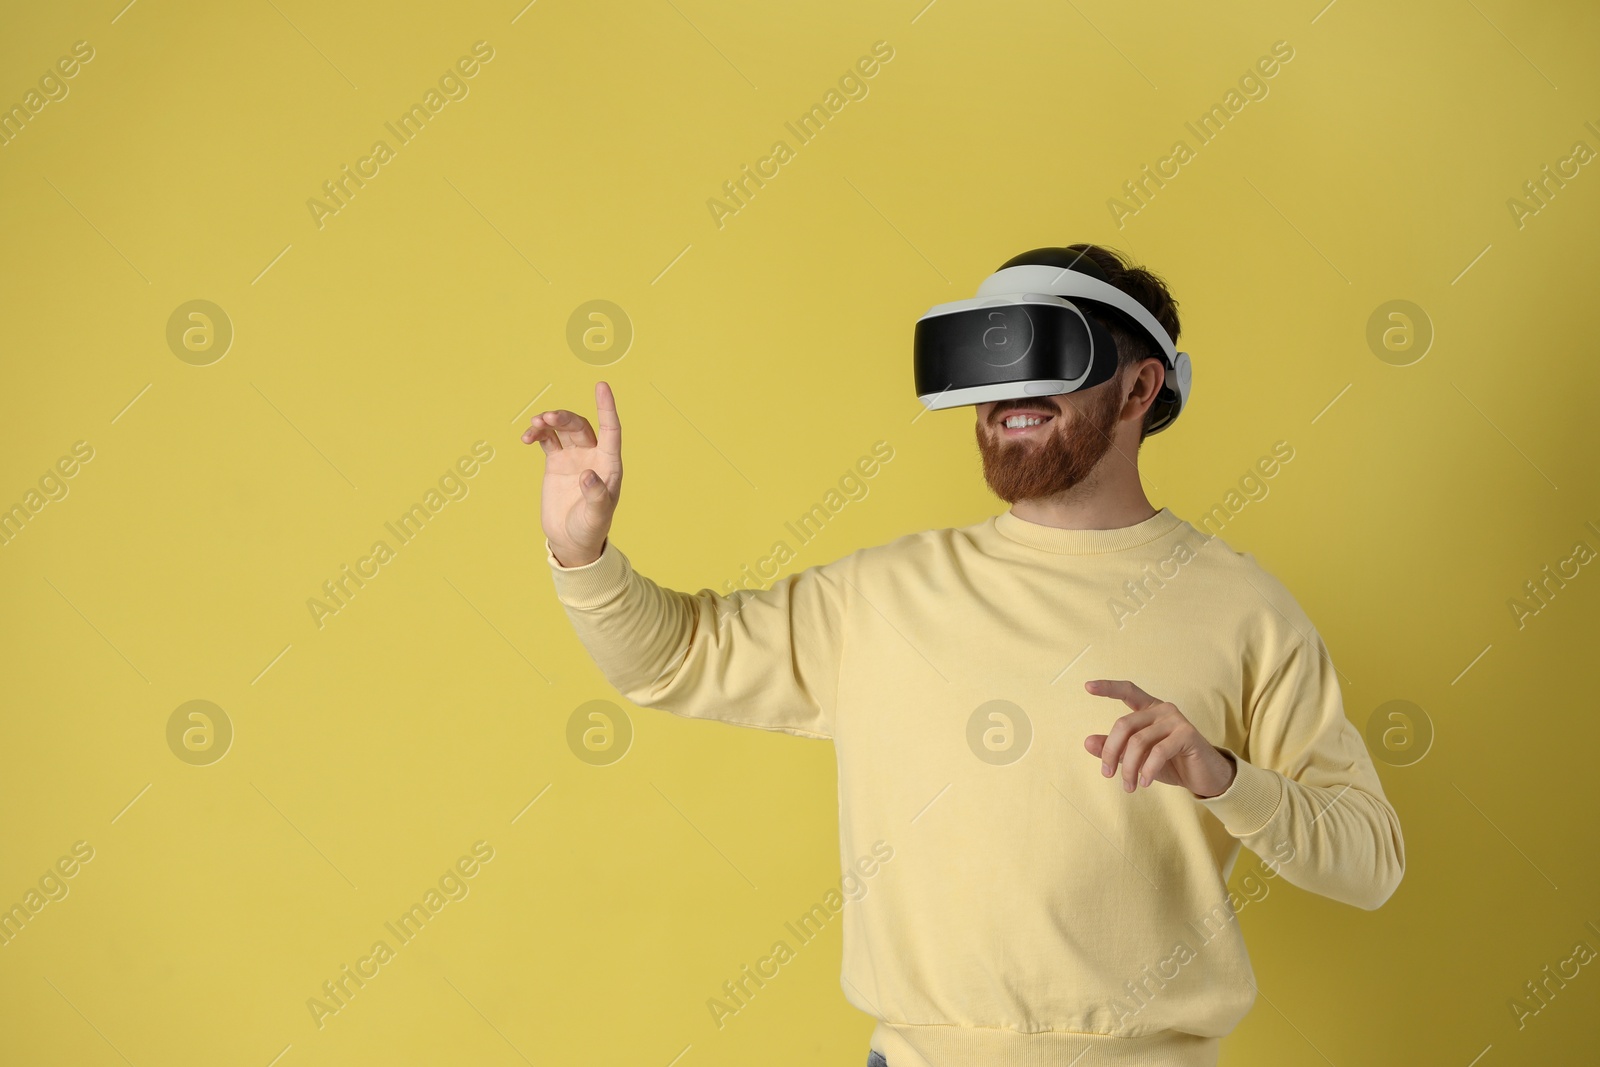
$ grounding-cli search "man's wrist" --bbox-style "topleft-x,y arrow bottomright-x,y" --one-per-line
550,540 -> 605,569
1194,748 -> 1237,799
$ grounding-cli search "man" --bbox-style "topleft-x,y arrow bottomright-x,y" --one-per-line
525,244 -> 1404,1067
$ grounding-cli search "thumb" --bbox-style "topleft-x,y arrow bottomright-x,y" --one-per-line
578,469 -> 611,511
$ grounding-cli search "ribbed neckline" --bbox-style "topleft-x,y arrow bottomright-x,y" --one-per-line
992,506 -> 1184,555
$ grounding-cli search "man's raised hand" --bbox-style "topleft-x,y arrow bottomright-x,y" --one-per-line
522,380 -> 622,568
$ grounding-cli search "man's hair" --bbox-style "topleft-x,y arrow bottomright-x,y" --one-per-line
995,244 -> 1182,442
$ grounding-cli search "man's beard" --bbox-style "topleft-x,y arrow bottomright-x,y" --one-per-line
974,382 -> 1126,504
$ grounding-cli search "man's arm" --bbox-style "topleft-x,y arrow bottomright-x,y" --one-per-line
525,382 -> 845,738
546,536 -> 846,738
1196,629 -> 1406,910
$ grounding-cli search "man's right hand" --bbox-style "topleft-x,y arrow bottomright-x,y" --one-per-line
522,380 -> 622,568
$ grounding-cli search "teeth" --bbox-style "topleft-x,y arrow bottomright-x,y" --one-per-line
1003,415 -> 1048,429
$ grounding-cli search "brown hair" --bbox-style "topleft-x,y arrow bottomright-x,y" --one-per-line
995,244 -> 1182,441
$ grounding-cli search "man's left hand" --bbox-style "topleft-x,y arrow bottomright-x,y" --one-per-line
1082,679 -> 1236,798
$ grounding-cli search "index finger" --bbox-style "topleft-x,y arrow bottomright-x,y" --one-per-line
1084,678 -> 1159,711
595,380 -> 621,458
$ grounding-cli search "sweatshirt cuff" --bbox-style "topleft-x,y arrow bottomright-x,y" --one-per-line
546,538 -> 631,608
1195,748 -> 1284,838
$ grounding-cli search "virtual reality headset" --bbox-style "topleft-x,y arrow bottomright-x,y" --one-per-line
913,251 -> 1193,435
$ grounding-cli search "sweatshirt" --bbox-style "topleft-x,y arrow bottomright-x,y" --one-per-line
545,506 -> 1405,1067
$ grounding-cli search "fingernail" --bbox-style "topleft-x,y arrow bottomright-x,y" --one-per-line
1139,775 -> 1149,787
1101,762 -> 1111,776
1124,779 -> 1134,793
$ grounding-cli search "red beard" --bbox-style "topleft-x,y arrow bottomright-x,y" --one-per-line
974,383 -> 1125,504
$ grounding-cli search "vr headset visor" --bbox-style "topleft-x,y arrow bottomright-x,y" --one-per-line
913,262 -> 1193,435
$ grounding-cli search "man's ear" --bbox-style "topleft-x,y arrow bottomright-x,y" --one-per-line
1124,358 -> 1166,420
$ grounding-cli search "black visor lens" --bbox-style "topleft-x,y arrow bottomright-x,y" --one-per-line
914,303 -> 1093,397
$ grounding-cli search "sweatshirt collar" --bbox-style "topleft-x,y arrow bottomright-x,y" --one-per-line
992,506 -> 1184,555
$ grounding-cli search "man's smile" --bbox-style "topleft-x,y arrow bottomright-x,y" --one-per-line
992,403 -> 1059,437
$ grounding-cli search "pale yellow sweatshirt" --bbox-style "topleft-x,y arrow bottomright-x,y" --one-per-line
546,507 -> 1404,1067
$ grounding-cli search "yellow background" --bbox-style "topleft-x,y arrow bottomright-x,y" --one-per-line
2,0 -> 1597,1064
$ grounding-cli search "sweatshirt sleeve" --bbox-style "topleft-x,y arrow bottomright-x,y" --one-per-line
1196,627 -> 1406,910
545,538 -> 847,740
